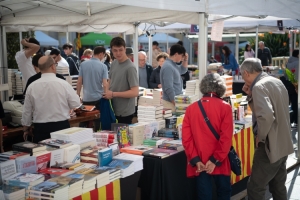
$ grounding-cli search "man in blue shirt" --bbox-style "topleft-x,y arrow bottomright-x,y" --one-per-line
77,46 -> 108,131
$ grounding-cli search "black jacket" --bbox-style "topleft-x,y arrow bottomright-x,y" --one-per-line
145,64 -> 153,88
149,66 -> 161,88
257,47 -> 272,66
66,53 -> 80,75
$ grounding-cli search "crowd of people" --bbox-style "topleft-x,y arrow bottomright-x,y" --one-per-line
1,35 -> 296,200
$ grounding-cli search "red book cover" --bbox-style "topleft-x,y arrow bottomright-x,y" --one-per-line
38,168 -> 72,176
35,152 -> 51,171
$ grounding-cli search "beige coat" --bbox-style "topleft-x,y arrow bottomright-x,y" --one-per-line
249,75 -> 294,163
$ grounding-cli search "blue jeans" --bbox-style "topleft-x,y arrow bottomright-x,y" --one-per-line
196,172 -> 231,200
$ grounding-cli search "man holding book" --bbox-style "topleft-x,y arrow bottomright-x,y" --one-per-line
103,37 -> 139,124
22,56 -> 81,143
77,46 -> 108,131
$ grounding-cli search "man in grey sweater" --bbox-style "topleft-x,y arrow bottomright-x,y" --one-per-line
160,44 -> 188,112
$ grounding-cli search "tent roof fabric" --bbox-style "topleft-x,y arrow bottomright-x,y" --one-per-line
79,33 -> 112,46
138,33 -> 179,43
34,31 -> 59,46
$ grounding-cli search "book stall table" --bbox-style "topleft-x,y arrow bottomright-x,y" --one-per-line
1,113 -> 100,152
138,127 -> 254,200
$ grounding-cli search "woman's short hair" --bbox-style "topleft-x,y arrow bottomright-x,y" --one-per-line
200,73 -> 226,97
83,49 -> 92,56
156,52 -> 169,61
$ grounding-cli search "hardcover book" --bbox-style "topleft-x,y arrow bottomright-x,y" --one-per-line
34,151 -> 51,171
12,141 -> 46,154
98,148 -> 113,167
15,156 -> 37,174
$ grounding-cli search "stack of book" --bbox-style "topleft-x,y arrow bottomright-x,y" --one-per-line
70,75 -> 79,90
120,145 -> 153,155
221,75 -> 233,97
85,168 -> 110,188
7,69 -> 17,96
152,89 -> 162,106
143,148 -> 179,159
185,80 -> 200,96
4,173 -> 45,189
143,137 -> 173,147
12,141 -> 46,155
93,131 -> 117,147
75,168 -> 96,193
114,153 -> 144,172
80,146 -> 104,165
0,159 -> 17,184
0,151 -> 29,162
162,109 -> 172,119
128,124 -> 145,146
38,168 -> 75,178
63,144 -> 81,163
137,105 -> 163,122
47,176 -> 84,199
175,95 -> 198,113
107,159 -> 134,178
50,127 -> 94,145
0,185 -> 26,200
29,181 -> 69,200
56,66 -> 70,77
15,72 -> 23,95
39,138 -> 72,149
157,128 -> 179,139
56,162 -> 96,172
97,167 -> 121,182
138,96 -> 153,105
158,140 -> 184,151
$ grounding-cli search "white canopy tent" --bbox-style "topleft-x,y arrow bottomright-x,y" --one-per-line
138,33 -> 179,43
34,31 -> 59,46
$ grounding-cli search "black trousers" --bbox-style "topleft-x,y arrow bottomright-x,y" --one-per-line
79,99 -> 101,131
33,120 -> 70,143
289,93 -> 298,124
116,114 -> 134,124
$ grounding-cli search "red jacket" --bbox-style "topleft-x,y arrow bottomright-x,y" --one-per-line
182,97 -> 233,177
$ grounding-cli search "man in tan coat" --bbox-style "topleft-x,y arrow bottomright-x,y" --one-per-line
241,58 -> 294,200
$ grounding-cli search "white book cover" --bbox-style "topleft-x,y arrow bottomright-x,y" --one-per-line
16,156 -> 37,174
49,148 -> 64,167
128,124 -> 145,146
0,160 -> 16,185
144,121 -> 159,139
138,105 -> 163,111
64,144 -> 80,163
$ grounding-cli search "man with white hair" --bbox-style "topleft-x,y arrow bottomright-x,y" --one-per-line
138,51 -> 153,88
257,41 -> 272,66
241,58 -> 293,200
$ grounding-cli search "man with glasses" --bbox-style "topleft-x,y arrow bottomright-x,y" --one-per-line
23,54 -> 65,95
22,56 -> 81,143
138,51 -> 153,88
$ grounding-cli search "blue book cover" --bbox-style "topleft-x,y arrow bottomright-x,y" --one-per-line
31,181 -> 65,193
16,156 -> 37,174
98,148 -> 113,167
107,159 -> 133,169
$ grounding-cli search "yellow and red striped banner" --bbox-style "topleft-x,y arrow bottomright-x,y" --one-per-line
231,127 -> 255,184
72,179 -> 120,200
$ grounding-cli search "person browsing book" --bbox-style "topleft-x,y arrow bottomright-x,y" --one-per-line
182,73 -> 233,200
22,56 -> 81,143
103,37 -> 139,124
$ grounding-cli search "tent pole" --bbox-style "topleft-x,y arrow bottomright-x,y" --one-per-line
212,41 -> 215,57
198,12 -> 208,97
297,32 -> 300,160
235,32 -> 239,64
294,31 -> 297,49
133,24 -> 139,72
148,31 -> 152,67
166,33 -> 169,52
122,32 -> 126,43
189,38 -> 193,64
289,31 -> 293,57
255,26 -> 258,58
2,26 -> 8,101
66,32 -> 69,43
19,32 -> 23,51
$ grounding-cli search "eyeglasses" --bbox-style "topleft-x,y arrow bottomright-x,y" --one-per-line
50,63 -> 58,67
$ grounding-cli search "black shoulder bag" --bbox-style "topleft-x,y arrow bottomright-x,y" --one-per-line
198,99 -> 242,176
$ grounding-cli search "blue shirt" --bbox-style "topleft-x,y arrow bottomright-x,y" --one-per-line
79,58 -> 108,102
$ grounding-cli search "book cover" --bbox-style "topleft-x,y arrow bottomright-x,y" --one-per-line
64,144 -> 80,163
48,176 -> 82,186
107,159 -> 133,169
0,160 -> 17,185
5,173 -> 44,185
76,168 -> 94,174
128,124 -> 145,146
117,126 -> 131,148
120,145 -> 153,155
165,117 -> 177,129
60,162 -> 84,170
49,148 -> 64,167
0,184 -> 25,194
34,151 -> 51,171
158,143 -> 184,151
12,141 -> 46,154
16,156 -> 36,174
31,181 -> 65,194
98,148 -> 113,167
39,139 -> 72,149
38,168 -> 74,176
0,151 -> 29,160
143,148 -> 178,158
158,128 -> 178,135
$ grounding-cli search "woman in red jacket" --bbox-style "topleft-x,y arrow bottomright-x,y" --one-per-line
182,73 -> 233,200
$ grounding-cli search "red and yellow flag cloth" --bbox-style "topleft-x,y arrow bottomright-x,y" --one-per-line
76,33 -> 82,50
231,127 -> 255,185
72,179 -> 120,200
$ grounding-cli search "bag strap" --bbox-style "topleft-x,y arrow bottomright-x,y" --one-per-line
197,100 -> 220,141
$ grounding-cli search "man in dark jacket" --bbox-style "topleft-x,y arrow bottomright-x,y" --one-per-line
138,51 -> 153,88
63,43 -> 80,75
257,41 -> 272,66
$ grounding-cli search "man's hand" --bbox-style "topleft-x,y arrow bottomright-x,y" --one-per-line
242,84 -> 251,95
103,90 -> 113,99
196,162 -> 206,173
205,160 -> 216,174
158,84 -> 162,88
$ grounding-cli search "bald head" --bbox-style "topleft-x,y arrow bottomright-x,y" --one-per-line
38,56 -> 56,72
